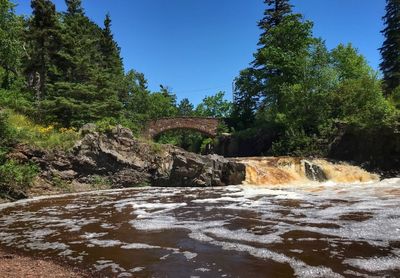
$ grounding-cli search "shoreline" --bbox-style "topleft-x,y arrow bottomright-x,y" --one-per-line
0,247 -> 88,278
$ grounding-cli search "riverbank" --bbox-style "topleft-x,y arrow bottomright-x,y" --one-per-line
1,125 -> 245,202
0,248 -> 85,278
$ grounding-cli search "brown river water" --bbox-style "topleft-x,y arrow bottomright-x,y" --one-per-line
0,159 -> 399,277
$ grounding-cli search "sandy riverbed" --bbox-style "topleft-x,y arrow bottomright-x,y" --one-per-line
0,248 -> 85,278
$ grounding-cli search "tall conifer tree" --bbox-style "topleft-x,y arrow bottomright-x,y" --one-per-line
99,13 -> 125,113
233,0 -> 295,128
100,13 -> 124,78
257,0 -> 292,38
43,0 -> 123,127
25,0 -> 62,104
380,0 -> 400,94
254,0 -> 292,68
66,0 -> 83,16
0,0 -> 23,88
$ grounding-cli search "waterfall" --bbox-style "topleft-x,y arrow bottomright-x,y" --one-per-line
235,157 -> 379,186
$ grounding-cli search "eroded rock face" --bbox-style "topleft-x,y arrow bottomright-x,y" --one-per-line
13,126 -> 245,188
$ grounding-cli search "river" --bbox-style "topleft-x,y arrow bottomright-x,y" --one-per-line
0,176 -> 399,277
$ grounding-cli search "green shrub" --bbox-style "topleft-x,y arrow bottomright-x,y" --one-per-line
51,176 -> 73,193
0,112 -> 11,144
0,159 -> 39,200
95,117 -> 118,133
271,129 -> 325,157
5,109 -> 80,150
90,175 -> 112,189
389,86 -> 400,110
0,89 -> 34,116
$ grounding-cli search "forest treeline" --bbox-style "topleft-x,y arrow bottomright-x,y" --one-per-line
0,0 -> 399,156
230,0 -> 399,156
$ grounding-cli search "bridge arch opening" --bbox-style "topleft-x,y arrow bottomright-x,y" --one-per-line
155,129 -> 214,154
144,117 -> 222,154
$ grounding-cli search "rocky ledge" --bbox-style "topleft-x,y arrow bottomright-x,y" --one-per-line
8,125 -> 246,190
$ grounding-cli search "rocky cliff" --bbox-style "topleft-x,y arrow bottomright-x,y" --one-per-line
8,125 -> 246,192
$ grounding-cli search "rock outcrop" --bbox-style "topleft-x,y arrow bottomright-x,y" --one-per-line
10,125 -> 246,189
328,125 -> 400,177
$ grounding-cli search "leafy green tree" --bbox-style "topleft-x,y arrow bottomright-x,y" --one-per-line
332,44 -> 372,81
331,76 -> 393,127
380,0 -> 400,94
148,87 -> 178,119
120,70 -> 152,133
195,91 -> 232,118
389,86 -> 400,109
232,68 -> 261,129
330,44 -> 394,127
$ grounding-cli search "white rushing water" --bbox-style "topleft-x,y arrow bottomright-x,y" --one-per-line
0,178 -> 399,277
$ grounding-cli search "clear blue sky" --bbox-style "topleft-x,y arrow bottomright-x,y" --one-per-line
13,0 -> 386,105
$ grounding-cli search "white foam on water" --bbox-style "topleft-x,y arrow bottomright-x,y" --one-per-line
207,239 -> 343,278
129,267 -> 145,273
344,256 -> 400,272
182,251 -> 198,260
25,241 -> 68,251
203,227 -> 283,245
81,232 -> 108,239
195,268 -> 211,272
192,197 -> 242,204
94,261 -> 126,273
58,249 -> 74,256
118,272 -> 133,278
130,215 -> 178,231
89,239 -> 122,247
290,249 -> 304,254
121,243 -> 164,250
25,228 -> 56,239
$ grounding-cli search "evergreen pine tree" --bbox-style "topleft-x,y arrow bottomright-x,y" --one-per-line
42,0 -> 123,127
257,0 -> 292,38
101,13 -> 123,76
233,0 -> 295,128
0,0 -> 23,88
25,0 -> 62,105
100,13 -> 125,103
254,0 -> 292,68
178,98 -> 194,116
65,0 -> 83,16
380,0 -> 400,94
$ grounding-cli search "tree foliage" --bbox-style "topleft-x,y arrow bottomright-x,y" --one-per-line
0,0 -> 23,88
234,0 -> 397,156
0,0 -> 397,157
380,0 -> 400,94
195,91 -> 232,118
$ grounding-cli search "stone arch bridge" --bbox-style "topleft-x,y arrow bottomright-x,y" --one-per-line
143,117 -> 221,139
